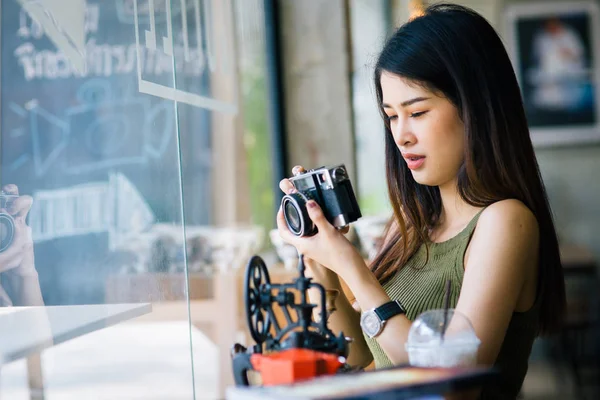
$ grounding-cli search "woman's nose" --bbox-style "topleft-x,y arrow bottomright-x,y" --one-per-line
392,120 -> 416,147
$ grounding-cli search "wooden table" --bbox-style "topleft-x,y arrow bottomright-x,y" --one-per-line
226,365 -> 496,400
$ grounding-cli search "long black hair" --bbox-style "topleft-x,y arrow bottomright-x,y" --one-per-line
370,3 -> 565,335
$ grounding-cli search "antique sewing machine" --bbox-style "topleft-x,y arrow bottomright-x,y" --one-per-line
231,164 -> 360,386
231,254 -> 353,386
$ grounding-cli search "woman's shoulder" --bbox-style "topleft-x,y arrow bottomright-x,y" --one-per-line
471,199 -> 539,257
478,199 -> 538,235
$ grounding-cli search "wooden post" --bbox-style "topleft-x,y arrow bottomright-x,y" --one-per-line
214,271 -> 238,399
278,0 -> 356,182
210,0 -> 251,227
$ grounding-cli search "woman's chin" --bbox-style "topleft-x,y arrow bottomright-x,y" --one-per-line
411,171 -> 437,186
412,173 -> 456,188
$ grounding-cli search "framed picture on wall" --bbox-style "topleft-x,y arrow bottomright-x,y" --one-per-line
505,1 -> 600,147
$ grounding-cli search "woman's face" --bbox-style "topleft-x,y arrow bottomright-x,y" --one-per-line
380,72 -> 465,187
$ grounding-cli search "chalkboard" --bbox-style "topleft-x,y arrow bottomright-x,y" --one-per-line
0,0 -> 212,305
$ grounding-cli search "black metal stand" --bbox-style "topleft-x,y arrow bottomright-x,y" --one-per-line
243,254 -> 348,357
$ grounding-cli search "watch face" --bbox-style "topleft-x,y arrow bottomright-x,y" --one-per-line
361,310 -> 382,338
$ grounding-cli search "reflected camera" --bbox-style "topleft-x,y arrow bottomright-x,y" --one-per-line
0,192 -> 17,253
282,164 -> 362,237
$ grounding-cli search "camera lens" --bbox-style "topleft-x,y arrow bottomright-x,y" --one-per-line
284,201 -> 301,232
281,193 -> 316,237
0,213 -> 15,253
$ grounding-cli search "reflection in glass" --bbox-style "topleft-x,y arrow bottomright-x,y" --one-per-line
1,0 -> 196,398
1,0 -> 272,398
0,185 -> 43,307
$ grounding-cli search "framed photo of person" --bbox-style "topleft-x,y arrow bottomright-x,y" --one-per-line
505,1 -> 600,147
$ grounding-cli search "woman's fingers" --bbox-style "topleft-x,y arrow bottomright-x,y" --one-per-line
305,201 -> 332,234
0,222 -> 28,272
276,206 -> 296,244
292,165 -> 306,176
279,164 -> 307,194
1,186 -> 32,221
279,179 -> 295,194
338,226 -> 350,234
1,184 -> 18,196
9,195 -> 33,219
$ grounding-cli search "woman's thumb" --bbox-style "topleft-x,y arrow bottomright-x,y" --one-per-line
306,201 -> 329,230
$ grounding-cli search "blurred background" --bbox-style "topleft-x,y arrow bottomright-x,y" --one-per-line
0,0 -> 598,399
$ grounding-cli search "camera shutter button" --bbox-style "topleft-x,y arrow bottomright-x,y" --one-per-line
332,167 -> 347,182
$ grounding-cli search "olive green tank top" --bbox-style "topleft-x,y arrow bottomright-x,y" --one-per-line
364,209 -> 539,400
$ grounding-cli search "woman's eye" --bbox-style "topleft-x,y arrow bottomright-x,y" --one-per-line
410,111 -> 428,118
386,115 -> 398,122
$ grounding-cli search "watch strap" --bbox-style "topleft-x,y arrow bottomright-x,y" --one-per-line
374,300 -> 406,321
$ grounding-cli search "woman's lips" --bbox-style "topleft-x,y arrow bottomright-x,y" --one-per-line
404,155 -> 426,170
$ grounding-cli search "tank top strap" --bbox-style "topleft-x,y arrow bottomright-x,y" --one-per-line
425,207 -> 488,258
462,207 -> 487,239
450,207 -> 488,282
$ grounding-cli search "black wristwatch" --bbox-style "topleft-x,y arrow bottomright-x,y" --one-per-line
360,300 -> 406,338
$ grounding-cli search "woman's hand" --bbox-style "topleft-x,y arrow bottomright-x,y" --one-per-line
0,184 -> 36,276
277,166 -> 362,278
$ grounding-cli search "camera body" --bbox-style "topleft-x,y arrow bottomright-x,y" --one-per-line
0,192 -> 17,253
282,164 -> 361,237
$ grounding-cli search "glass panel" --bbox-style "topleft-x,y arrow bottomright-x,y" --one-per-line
0,1 -> 195,398
171,0 -> 271,398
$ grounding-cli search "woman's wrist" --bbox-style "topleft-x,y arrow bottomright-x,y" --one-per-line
304,259 -> 342,290
10,268 -> 39,279
8,247 -> 38,278
339,251 -> 390,312
336,248 -> 368,285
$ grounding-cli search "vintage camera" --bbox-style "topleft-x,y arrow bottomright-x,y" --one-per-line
281,164 -> 362,237
0,192 -> 17,253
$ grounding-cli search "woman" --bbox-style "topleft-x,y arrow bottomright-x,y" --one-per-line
277,4 -> 565,399
0,184 -> 44,307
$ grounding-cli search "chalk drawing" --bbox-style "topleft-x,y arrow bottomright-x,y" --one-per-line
29,172 -> 155,250
10,128 -> 26,138
163,0 -> 174,57
107,171 -> 156,249
30,103 -> 69,177
64,98 -> 149,174
17,8 -> 44,39
192,0 -> 202,64
144,102 -> 175,158
76,78 -> 114,104
180,0 -> 190,61
8,103 -> 31,172
9,102 -> 27,118
116,0 -> 186,25
8,93 -> 174,176
10,154 -> 31,172
83,114 -> 131,157
133,0 -> 237,113
145,0 -> 158,51
17,0 -> 87,74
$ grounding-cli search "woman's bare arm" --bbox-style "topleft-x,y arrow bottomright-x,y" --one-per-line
455,199 -> 538,365
4,244 -> 44,306
341,199 -> 539,366
304,258 -> 373,368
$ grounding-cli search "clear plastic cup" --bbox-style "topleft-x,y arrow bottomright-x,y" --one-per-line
405,309 -> 480,368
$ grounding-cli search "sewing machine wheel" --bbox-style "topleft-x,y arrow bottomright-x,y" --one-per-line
244,256 -> 272,345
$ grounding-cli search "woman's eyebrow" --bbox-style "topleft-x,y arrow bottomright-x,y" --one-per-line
382,96 -> 431,108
